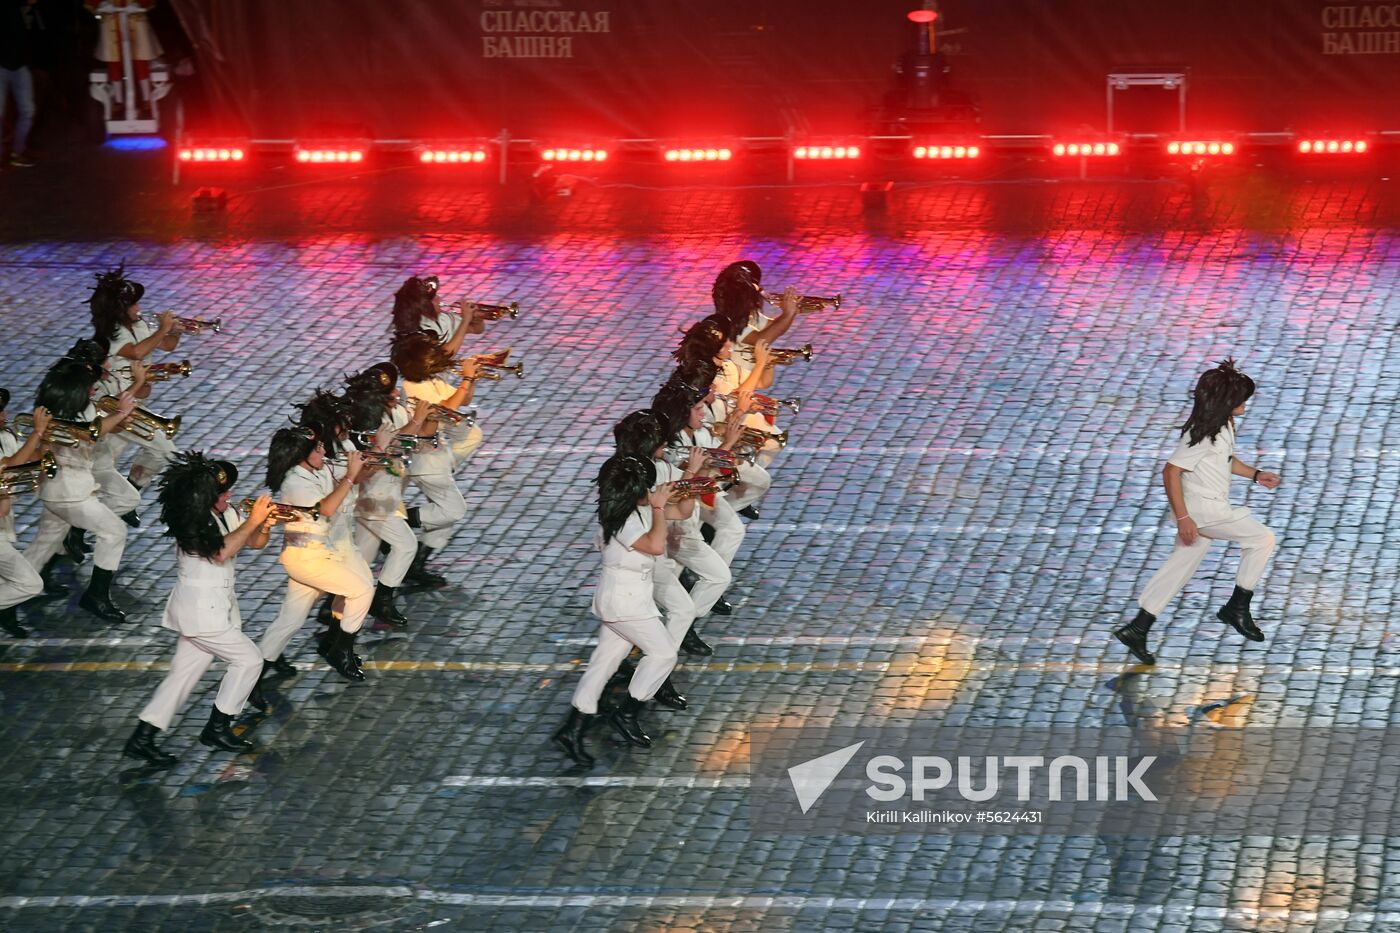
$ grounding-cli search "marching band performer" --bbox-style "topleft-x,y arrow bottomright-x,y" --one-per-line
552,454 -> 679,767
391,276 -> 487,468
712,260 -> 799,376
1113,359 -> 1282,665
389,332 -> 480,587
121,454 -> 275,766
0,389 -> 49,638
23,355 -> 138,622
257,426 -> 374,681
88,266 -> 181,493
342,363 -> 428,627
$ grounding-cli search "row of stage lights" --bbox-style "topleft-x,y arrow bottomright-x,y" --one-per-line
176,137 -> 1383,166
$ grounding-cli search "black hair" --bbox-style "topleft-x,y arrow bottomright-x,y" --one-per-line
157,451 -> 225,560
391,276 -> 440,338
1181,358 -> 1257,446
65,338 -> 107,368
35,359 -> 98,420
88,265 -> 144,343
672,316 -> 729,369
712,261 -> 763,337
266,426 -> 317,493
390,331 -> 455,382
652,380 -> 706,446
297,390 -> 349,461
667,359 -> 718,396
613,410 -> 666,459
597,454 -> 656,544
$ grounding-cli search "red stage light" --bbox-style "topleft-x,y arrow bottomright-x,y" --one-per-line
418,148 -> 489,164
1166,140 -> 1235,156
794,145 -> 861,160
912,144 -> 980,159
178,146 -> 246,163
1052,141 -> 1121,157
663,147 -> 733,162
907,10 -> 938,23
1297,138 -> 1369,154
541,148 -> 609,162
295,147 -> 366,164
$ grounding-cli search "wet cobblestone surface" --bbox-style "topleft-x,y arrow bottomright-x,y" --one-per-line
2,154 -> 1400,930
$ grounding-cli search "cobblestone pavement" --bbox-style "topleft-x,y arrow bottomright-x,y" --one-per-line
3,157 -> 1400,931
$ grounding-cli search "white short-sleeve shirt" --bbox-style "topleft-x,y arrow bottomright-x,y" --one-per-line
106,320 -> 156,393
39,403 -> 100,503
401,380 -> 456,475
591,507 -> 659,622
1168,421 -> 1235,504
277,464 -> 334,540
421,309 -> 461,344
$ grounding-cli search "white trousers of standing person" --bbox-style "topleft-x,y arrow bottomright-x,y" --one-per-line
410,470 -> 467,549
139,628 -> 263,729
570,615 -> 679,715
701,497 -> 745,565
355,516 -> 416,588
653,557 -> 696,644
671,531 -> 731,617
449,423 -> 484,471
126,431 -> 178,487
0,538 -> 43,611
92,442 -> 142,515
726,461 -> 772,511
25,499 -> 128,571
1137,508 -> 1277,617
258,545 -> 375,661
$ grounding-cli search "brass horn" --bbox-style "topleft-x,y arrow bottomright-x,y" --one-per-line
758,287 -> 842,313
142,313 -> 223,335
96,396 -> 181,441
238,498 -> 321,525
0,452 -> 59,495
770,344 -> 814,365
14,413 -> 102,446
476,301 -> 520,321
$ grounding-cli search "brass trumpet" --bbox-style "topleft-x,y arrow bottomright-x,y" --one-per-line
671,477 -> 721,500
96,396 -> 181,441
478,361 -> 524,380
14,413 -> 102,446
396,432 -> 443,453
146,360 -> 193,382
759,288 -> 842,313
712,422 -> 789,450
770,344 -> 814,365
716,392 -> 802,416
238,498 -> 321,524
358,450 -> 410,470
475,301 -> 520,321
0,452 -> 59,495
142,313 -> 223,335
428,403 -> 477,426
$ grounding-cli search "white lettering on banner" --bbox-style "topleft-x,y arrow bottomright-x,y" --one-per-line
862,755 -> 1160,803
1321,4 -> 1400,53
479,8 -> 611,59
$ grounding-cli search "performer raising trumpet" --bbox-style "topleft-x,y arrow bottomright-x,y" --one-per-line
0,389 -> 50,638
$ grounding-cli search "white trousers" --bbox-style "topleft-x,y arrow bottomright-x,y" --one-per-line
671,531 -> 731,617
1137,512 -> 1277,616
125,431 -> 178,487
25,498 -> 128,571
450,423 -> 484,471
571,615 -> 678,714
92,443 -> 142,515
410,469 -> 467,549
0,538 -> 43,611
701,496 -> 745,565
355,515 -> 416,588
259,545 -> 375,660
726,462 -> 772,511
653,557 -> 696,643
140,627 -> 262,729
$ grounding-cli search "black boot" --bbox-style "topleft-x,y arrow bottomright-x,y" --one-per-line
63,526 -> 89,564
654,678 -> 688,711
678,567 -> 698,590
370,582 -> 408,627
737,505 -> 761,520
552,708 -> 597,767
247,678 -> 270,712
119,510 -> 141,528
79,567 -> 128,624
1217,586 -> 1265,642
122,720 -> 177,767
315,594 -> 336,627
40,556 -> 68,596
406,506 -> 422,529
198,706 -> 255,752
700,523 -> 716,544
377,540 -> 392,558
608,695 -> 652,748
0,606 -> 28,638
268,654 -> 298,677
710,596 -> 734,616
1112,608 -> 1158,665
680,627 -> 713,657
318,624 -> 366,681
607,656 -> 638,688
403,543 -> 448,589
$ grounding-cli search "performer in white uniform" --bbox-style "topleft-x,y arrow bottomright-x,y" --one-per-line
257,427 -> 374,681
0,389 -> 49,638
390,332 -> 480,586
392,275 -> 486,468
1114,359 -> 1282,665
343,363 -> 428,627
87,266 -> 180,495
23,356 -> 138,622
122,454 -> 275,766
552,454 -> 678,767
